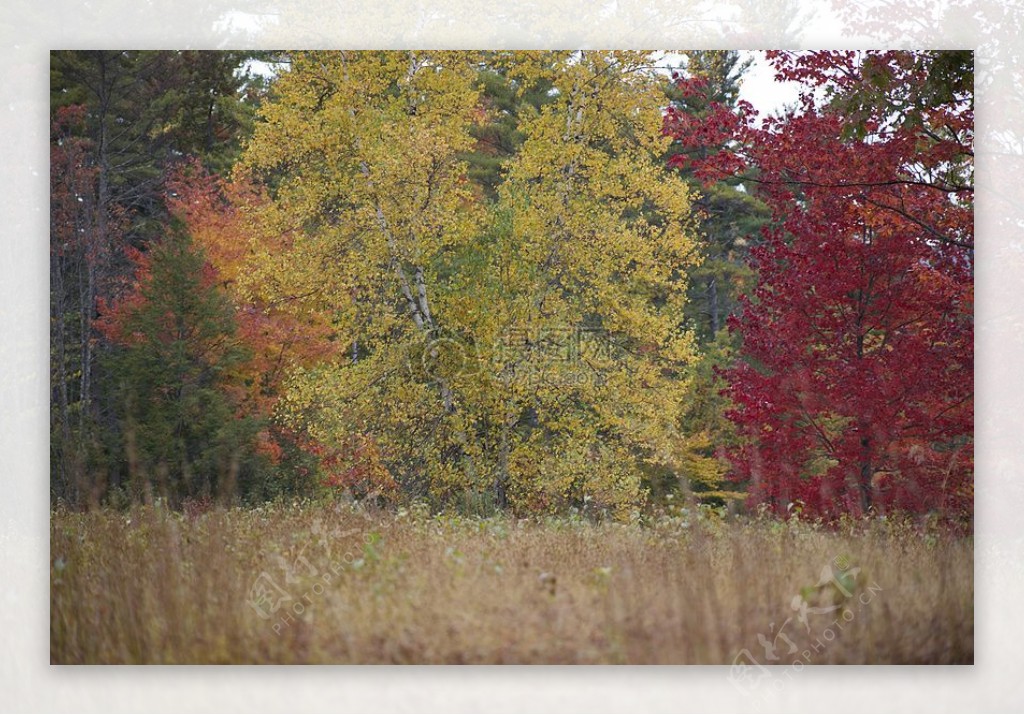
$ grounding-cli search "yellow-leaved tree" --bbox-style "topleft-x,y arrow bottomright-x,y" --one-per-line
236,51 -> 702,518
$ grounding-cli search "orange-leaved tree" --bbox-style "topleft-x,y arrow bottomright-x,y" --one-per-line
165,160 -> 398,500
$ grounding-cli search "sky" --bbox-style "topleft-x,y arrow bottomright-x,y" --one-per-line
736,51 -> 802,116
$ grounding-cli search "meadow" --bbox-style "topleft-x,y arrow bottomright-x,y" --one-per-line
50,502 -> 973,665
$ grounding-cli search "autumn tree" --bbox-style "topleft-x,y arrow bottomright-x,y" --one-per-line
668,51 -> 973,522
96,223 -> 264,504
49,51 -> 265,505
236,51 -> 702,517
234,51 -> 486,505
165,161 -> 384,500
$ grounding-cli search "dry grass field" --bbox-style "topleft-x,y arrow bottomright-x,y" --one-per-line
50,502 -> 972,665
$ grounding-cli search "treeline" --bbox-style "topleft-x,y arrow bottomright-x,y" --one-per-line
50,51 -> 973,526
50,50 -> 272,504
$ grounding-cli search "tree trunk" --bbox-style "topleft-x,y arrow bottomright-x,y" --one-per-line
858,425 -> 873,515
495,406 -> 513,510
707,276 -> 719,335
51,240 -> 72,499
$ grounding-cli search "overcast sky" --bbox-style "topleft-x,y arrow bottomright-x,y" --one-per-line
736,51 -> 802,116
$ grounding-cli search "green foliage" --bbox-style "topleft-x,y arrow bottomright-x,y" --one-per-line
830,50 -> 974,139
683,183 -> 768,342
102,224 -> 265,504
664,51 -> 770,342
645,329 -> 746,506
50,51 -> 259,238
461,60 -> 556,199
150,51 -> 264,175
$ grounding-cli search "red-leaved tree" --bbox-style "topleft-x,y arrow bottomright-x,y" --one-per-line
665,51 -> 973,523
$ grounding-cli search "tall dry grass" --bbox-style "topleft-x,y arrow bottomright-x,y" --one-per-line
50,502 -> 972,664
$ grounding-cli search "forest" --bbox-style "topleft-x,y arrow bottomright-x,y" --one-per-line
50,50 -> 974,664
